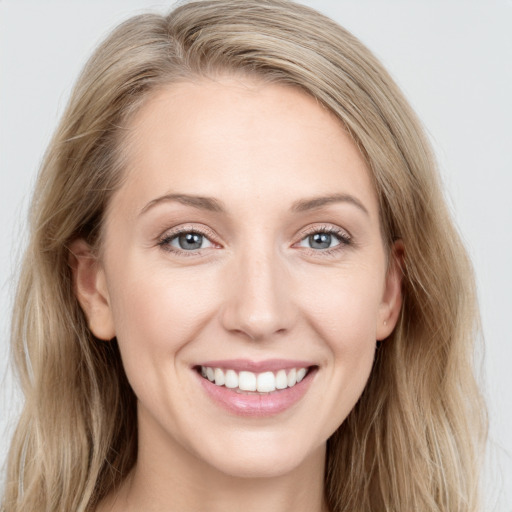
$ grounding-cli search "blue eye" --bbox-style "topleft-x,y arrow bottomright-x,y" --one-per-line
159,226 -> 349,255
298,229 -> 350,250
162,231 -> 213,251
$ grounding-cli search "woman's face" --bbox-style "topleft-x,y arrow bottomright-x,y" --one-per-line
75,76 -> 402,479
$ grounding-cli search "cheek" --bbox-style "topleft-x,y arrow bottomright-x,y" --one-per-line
109,257 -> 217,339
301,264 -> 383,349
105,258 -> 221,391
298,266 -> 382,420
317,292 -> 378,373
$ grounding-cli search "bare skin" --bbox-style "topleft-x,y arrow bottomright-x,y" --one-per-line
73,76 -> 402,512
96,443 -> 328,512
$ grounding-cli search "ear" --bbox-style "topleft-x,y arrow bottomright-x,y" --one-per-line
376,240 -> 404,341
68,239 -> 115,341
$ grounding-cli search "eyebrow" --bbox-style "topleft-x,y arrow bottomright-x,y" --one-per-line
139,192 -> 369,217
291,193 -> 369,216
140,193 -> 225,215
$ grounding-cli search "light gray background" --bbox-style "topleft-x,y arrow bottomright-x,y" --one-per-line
1,1 -> 511,509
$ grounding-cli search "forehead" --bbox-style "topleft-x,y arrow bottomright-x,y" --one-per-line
112,76 -> 378,221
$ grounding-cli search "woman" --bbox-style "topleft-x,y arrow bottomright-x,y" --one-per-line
1,0 -> 487,511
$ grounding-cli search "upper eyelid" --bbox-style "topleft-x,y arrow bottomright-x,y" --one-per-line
160,223 -> 349,236
157,222 -> 352,249
297,224 -> 351,240
159,224 -> 218,242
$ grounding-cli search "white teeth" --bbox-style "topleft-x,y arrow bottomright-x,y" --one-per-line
214,368 -> 225,386
199,365 -> 311,393
239,371 -> 257,391
257,371 -> 276,393
296,367 -> 307,383
275,369 -> 288,390
225,369 -> 238,389
287,368 -> 297,387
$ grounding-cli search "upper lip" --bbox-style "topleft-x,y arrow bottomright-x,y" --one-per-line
195,359 -> 316,372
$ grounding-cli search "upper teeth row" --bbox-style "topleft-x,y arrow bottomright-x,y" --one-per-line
200,366 -> 308,393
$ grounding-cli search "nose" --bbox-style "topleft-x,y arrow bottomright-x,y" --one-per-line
220,247 -> 297,342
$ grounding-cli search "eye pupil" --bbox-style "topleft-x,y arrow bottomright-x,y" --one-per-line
179,233 -> 203,250
309,233 -> 332,249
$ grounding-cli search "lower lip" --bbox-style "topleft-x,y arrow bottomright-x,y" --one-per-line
196,368 -> 317,417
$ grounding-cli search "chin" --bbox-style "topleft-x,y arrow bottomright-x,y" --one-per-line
209,454 -> 310,479
195,431 -> 324,479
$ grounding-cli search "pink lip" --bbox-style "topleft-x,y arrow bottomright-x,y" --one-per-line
194,364 -> 317,417
196,359 -> 314,372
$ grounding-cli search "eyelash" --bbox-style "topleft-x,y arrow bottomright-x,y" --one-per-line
298,225 -> 352,256
157,225 -> 218,257
157,224 -> 352,257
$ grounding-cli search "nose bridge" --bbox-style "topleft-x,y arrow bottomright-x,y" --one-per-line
221,239 -> 294,341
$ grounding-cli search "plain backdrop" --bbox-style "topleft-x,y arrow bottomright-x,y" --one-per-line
1,0 -> 511,509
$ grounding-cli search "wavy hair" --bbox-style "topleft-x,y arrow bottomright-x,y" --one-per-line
1,1 -> 487,510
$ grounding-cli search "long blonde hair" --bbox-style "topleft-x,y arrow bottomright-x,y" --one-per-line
2,1 -> 487,510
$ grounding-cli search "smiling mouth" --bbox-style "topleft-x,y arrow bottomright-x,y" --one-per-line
195,365 -> 316,394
